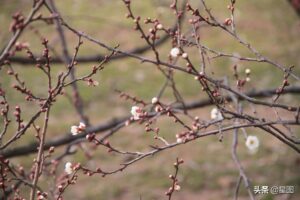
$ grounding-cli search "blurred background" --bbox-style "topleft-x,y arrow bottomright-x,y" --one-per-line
0,0 -> 300,199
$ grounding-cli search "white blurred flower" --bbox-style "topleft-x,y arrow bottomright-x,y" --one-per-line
70,122 -> 86,136
245,135 -> 259,154
78,122 -> 86,129
131,106 -> 143,120
176,137 -> 183,143
181,52 -> 188,59
246,77 -> 251,82
174,184 -> 181,191
70,126 -> 78,135
65,162 -> 73,175
156,24 -> 163,30
151,97 -> 158,104
210,108 -> 223,120
245,68 -> 251,74
155,105 -> 162,112
170,47 -> 180,58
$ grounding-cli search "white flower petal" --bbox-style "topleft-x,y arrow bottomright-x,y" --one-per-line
211,108 -> 223,120
177,138 -> 183,143
170,47 -> 180,58
71,126 -> 78,135
151,97 -> 158,104
182,53 -> 188,58
156,24 -> 163,30
79,122 -> 86,129
174,184 -> 181,191
245,135 -> 259,154
131,106 -> 139,115
131,106 -> 142,120
65,162 -> 73,174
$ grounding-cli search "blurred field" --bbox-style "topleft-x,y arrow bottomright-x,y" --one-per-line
0,0 -> 300,199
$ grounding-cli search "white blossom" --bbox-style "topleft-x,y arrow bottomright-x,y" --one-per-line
245,135 -> 259,154
70,126 -> 78,135
245,68 -> 251,74
151,97 -> 158,104
131,106 -> 143,120
155,105 -> 162,112
170,47 -> 180,58
176,137 -> 183,143
246,77 -> 251,82
174,184 -> 181,191
79,122 -> 86,129
210,108 -> 223,120
70,122 -> 86,136
156,24 -> 163,30
181,52 -> 188,59
65,162 -> 73,175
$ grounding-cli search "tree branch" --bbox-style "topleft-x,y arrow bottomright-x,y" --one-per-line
2,86 -> 300,158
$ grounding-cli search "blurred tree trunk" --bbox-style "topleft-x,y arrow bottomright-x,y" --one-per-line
288,0 -> 300,16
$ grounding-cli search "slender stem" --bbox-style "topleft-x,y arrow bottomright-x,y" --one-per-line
30,107 -> 50,200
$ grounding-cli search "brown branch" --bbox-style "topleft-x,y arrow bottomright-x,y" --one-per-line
7,8 -> 182,65
0,0 -> 45,65
231,128 -> 255,200
46,0 -> 89,125
2,86 -> 300,158
29,107 -> 50,200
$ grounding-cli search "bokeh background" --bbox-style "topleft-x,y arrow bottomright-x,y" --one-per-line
0,0 -> 300,199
